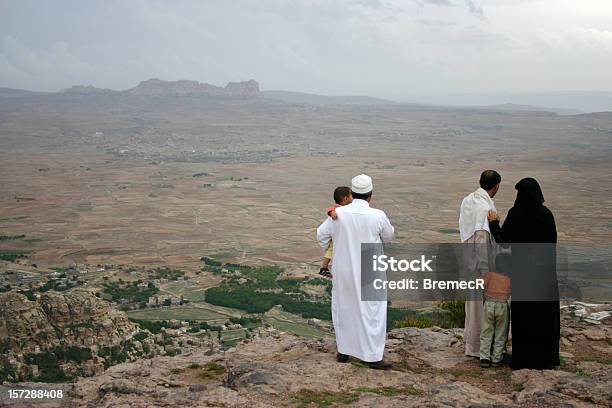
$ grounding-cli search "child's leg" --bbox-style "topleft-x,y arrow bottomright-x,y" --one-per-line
319,241 -> 333,277
491,302 -> 510,363
321,257 -> 331,269
322,241 -> 333,268
479,301 -> 495,361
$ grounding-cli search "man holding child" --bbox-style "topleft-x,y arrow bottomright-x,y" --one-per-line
317,174 -> 395,369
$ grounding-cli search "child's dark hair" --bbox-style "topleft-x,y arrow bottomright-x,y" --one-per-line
333,186 -> 352,204
495,253 -> 512,275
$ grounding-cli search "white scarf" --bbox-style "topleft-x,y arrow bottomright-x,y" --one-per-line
459,187 -> 497,242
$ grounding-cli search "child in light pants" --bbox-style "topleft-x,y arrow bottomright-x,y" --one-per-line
480,253 -> 511,367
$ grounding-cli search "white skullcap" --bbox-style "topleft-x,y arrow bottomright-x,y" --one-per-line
351,174 -> 373,194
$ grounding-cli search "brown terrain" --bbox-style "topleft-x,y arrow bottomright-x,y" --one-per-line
0,80 -> 611,407
0,84 -> 610,271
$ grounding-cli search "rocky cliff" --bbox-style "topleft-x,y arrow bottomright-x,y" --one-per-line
126,79 -> 260,98
0,290 -> 161,382
2,294 -> 610,407
0,290 -> 137,354
4,303 -> 608,407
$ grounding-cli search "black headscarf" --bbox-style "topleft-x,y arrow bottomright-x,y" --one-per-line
514,177 -> 545,207
504,178 -> 555,243
490,177 -> 557,244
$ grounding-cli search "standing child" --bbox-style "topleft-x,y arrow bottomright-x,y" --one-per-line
480,253 -> 511,368
319,186 -> 352,278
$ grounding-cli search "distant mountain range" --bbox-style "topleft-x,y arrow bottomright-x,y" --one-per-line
0,87 -> 48,97
1,81 -> 611,114
1,79 -> 261,99
470,103 -> 583,116
264,90 -> 612,115
262,90 -> 394,106
402,91 -> 612,115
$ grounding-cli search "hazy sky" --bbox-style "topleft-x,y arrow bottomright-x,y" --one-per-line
1,0 -> 611,98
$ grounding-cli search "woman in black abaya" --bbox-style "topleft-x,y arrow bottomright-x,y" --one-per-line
488,178 -> 560,369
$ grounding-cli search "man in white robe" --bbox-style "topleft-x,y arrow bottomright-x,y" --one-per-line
458,170 -> 501,358
317,174 -> 395,369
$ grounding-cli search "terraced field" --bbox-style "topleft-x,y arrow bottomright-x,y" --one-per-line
162,280 -> 208,302
126,306 -> 231,322
264,308 -> 331,339
220,329 -> 249,346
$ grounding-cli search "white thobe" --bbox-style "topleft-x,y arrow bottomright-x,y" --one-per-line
459,188 -> 497,357
316,199 -> 395,362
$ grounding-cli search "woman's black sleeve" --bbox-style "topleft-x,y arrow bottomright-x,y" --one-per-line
489,219 -> 506,244
489,208 -> 515,246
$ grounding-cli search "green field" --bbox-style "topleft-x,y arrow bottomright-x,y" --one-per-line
0,248 -> 31,262
127,307 -> 229,322
221,329 -> 248,341
264,308 -> 331,339
162,281 -> 207,302
220,329 -> 249,347
265,318 -> 330,339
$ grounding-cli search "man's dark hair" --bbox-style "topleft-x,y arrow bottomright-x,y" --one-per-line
479,170 -> 501,190
495,253 -> 512,275
351,191 -> 372,201
333,186 -> 352,204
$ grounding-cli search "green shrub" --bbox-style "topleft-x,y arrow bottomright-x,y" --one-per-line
354,385 -> 423,396
22,346 -> 93,382
102,282 -> 159,303
439,300 -> 465,328
292,389 -> 358,408
0,234 -> 26,241
130,319 -> 169,334
153,267 -> 185,280
0,249 -> 30,262
133,332 -> 148,341
202,256 -> 222,267
393,315 -> 432,329
198,361 -> 226,380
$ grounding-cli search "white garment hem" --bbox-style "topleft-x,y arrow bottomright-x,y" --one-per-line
336,347 -> 384,362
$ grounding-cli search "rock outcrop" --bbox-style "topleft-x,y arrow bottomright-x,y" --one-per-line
36,309 -> 612,407
0,290 -> 137,354
3,299 -> 610,407
126,79 -> 260,98
0,290 -> 156,382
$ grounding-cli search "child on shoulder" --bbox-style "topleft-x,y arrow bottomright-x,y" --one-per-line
319,186 -> 352,278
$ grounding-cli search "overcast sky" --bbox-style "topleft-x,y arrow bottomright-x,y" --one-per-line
1,0 -> 611,99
